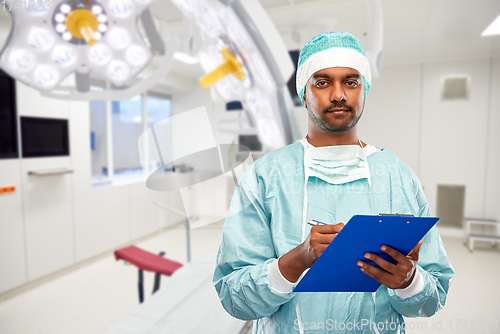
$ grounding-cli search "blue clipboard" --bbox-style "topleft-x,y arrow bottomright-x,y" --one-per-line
293,214 -> 439,293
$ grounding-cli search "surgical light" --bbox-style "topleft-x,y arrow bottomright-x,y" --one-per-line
55,13 -> 66,22
33,65 -> 59,88
55,24 -> 66,33
60,4 -> 71,14
126,45 -> 148,66
92,5 -> 103,14
28,28 -> 55,52
98,14 -> 108,22
107,60 -> 130,81
107,27 -> 131,50
482,14 -> 500,36
0,0 -> 168,100
88,44 -> 112,65
62,32 -> 72,41
52,45 -> 77,67
108,0 -> 134,18
8,49 -> 36,72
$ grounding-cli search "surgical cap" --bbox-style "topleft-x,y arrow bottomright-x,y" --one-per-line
296,32 -> 371,106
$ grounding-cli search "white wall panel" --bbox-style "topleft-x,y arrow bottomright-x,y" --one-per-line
21,157 -> 74,281
74,186 -> 131,261
16,81 -> 75,281
420,59 -> 491,217
129,183 -> 169,240
16,83 -> 69,118
0,160 -> 27,293
484,58 -> 500,220
359,63 -> 422,174
69,102 -> 131,262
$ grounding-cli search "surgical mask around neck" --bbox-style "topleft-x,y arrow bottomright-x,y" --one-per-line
304,144 -> 371,186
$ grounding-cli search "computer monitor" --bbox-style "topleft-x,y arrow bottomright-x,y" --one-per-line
21,117 -> 70,158
0,70 -> 18,159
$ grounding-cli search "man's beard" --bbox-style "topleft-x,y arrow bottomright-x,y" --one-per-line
308,101 -> 364,133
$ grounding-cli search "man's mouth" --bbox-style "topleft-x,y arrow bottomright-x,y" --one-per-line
327,108 -> 350,113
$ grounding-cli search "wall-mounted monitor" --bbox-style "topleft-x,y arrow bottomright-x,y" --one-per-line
21,117 -> 70,158
0,70 -> 19,159
287,50 -> 301,107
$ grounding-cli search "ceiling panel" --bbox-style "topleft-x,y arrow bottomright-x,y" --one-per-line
423,20 -> 500,61
382,28 -> 424,64
427,0 -> 500,28
381,0 -> 437,30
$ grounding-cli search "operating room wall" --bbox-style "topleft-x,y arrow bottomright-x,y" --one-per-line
485,58 -> 500,221
358,57 -> 500,222
0,83 -> 182,294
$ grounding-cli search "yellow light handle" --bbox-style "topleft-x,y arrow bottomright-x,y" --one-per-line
65,8 -> 99,46
199,61 -> 237,89
199,48 -> 245,89
78,21 -> 97,46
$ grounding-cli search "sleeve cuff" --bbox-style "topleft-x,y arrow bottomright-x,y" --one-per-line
267,257 -> 295,294
395,269 -> 424,299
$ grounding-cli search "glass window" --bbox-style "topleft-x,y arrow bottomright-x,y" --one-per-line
112,95 -> 143,178
89,87 -> 171,187
90,99 -> 108,181
147,93 -> 171,126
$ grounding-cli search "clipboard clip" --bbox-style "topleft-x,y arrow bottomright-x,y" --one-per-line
378,213 -> 414,217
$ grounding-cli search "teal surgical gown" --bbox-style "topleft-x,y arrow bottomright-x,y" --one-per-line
213,141 -> 454,333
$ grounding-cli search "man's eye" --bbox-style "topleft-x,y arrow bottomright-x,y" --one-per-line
316,81 -> 327,87
346,81 -> 358,87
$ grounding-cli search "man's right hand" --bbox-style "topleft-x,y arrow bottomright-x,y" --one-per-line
278,222 -> 344,283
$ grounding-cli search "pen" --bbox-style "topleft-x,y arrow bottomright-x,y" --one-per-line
307,219 -> 328,226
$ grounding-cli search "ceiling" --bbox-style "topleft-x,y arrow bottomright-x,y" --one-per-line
150,0 -> 500,67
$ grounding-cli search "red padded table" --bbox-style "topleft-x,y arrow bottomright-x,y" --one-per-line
114,245 -> 183,302
115,245 -> 183,275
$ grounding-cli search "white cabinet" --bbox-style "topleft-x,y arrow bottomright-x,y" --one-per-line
130,183 -> 170,240
21,157 -> 75,281
0,160 -> 27,294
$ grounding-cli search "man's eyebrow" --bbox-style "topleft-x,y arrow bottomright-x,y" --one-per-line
312,73 -> 330,79
311,73 -> 361,80
344,73 -> 360,79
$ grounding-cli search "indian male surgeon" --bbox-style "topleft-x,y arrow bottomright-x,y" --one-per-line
213,32 -> 454,333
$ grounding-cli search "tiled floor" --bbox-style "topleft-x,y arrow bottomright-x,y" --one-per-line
0,224 -> 499,334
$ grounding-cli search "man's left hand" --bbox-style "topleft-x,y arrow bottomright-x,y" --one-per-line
356,241 -> 423,290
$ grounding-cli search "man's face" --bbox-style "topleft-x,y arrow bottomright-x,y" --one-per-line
303,67 -> 365,134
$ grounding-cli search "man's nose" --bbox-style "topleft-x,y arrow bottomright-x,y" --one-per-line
330,82 -> 346,102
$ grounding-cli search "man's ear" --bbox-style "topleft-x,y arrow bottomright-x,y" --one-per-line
303,91 -> 308,109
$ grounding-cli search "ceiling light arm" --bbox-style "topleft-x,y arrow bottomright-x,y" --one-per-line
75,70 -> 91,93
140,8 -> 165,56
365,0 -> 383,78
